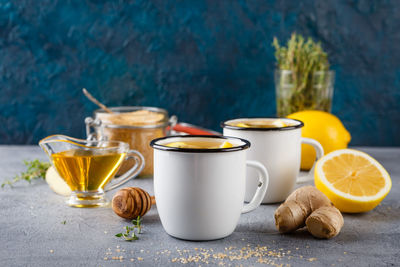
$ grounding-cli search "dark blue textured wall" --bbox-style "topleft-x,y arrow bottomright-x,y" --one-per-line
0,0 -> 399,145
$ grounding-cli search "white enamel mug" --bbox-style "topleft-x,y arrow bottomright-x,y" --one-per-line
222,118 -> 324,204
150,135 -> 269,240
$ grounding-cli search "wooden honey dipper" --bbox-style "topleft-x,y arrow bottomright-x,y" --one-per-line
112,187 -> 156,219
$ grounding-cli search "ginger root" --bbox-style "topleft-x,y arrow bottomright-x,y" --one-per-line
306,206 -> 344,239
274,186 -> 331,233
274,186 -> 343,239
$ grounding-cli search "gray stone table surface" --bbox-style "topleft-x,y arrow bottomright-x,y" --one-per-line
0,146 -> 399,267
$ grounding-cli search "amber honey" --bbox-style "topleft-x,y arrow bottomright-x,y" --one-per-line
51,149 -> 126,192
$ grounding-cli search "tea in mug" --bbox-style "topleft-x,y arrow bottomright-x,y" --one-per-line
229,119 -> 293,128
51,149 -> 126,191
165,140 -> 234,149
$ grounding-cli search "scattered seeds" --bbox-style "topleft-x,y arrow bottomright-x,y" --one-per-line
102,244 -> 316,266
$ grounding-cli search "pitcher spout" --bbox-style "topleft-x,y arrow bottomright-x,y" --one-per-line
39,135 -> 83,158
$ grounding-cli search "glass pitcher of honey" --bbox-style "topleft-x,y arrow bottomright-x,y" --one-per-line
39,135 -> 144,207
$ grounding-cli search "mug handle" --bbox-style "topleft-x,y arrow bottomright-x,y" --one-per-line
105,150 -> 145,192
242,160 -> 269,213
297,138 -> 324,183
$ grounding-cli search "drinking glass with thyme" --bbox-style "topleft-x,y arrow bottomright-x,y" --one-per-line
273,33 -> 334,116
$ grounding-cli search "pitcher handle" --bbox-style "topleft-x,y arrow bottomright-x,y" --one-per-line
85,117 -> 105,141
297,138 -> 324,183
242,160 -> 269,213
105,150 -> 145,192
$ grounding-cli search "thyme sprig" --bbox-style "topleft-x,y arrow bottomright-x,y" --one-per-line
273,33 -> 332,116
115,216 -> 142,242
273,33 -> 329,72
2,159 -> 51,188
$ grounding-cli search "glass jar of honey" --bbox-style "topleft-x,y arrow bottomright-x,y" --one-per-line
85,106 -> 176,177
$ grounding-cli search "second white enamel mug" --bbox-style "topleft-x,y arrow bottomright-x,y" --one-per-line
150,135 -> 269,241
222,118 -> 324,203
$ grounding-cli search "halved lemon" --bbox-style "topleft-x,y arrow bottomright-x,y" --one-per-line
314,149 -> 391,213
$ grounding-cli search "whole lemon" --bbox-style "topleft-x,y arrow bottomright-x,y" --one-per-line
287,110 -> 351,170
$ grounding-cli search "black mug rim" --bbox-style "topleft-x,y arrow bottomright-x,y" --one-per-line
221,118 -> 304,131
150,135 -> 250,153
